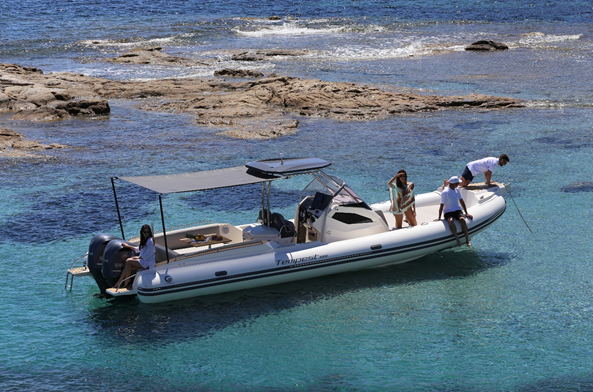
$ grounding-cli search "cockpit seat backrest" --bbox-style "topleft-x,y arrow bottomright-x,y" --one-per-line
258,208 -> 271,226
270,212 -> 296,238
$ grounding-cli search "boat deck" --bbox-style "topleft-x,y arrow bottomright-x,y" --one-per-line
67,266 -> 90,277
106,287 -> 136,297
464,181 -> 501,190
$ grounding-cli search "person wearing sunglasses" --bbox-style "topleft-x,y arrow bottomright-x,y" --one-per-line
114,224 -> 156,289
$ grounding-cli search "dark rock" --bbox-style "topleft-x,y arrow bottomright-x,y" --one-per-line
263,49 -> 307,57
231,49 -> 308,61
214,68 -> 264,78
465,40 -> 509,51
55,99 -> 110,116
22,67 -> 44,74
231,52 -> 266,62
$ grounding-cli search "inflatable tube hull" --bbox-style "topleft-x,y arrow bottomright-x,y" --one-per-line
136,196 -> 505,303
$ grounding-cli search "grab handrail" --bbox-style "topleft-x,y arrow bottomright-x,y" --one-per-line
64,254 -> 88,291
112,274 -> 136,292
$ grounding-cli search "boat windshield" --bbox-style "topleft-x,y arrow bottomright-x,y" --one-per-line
301,172 -> 369,208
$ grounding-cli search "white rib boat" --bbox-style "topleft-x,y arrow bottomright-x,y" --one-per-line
66,157 -> 506,304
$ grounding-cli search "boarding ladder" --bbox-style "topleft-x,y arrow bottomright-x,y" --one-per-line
65,254 -> 91,290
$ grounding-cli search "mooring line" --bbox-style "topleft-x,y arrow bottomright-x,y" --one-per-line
506,181 -> 533,234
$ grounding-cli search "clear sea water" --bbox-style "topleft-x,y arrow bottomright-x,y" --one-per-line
1,1 -> 593,390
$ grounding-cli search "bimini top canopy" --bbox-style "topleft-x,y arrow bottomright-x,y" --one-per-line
119,157 -> 331,194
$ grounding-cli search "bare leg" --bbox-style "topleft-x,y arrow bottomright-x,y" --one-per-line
459,217 -> 471,246
114,263 -> 132,289
114,258 -> 142,288
394,213 -> 403,229
447,217 -> 461,246
459,176 -> 471,188
404,208 -> 417,226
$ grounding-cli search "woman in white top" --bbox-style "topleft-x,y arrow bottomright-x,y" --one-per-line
388,169 -> 417,229
113,224 -> 156,289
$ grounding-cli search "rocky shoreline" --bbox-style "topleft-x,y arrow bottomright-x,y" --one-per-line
0,49 -> 525,154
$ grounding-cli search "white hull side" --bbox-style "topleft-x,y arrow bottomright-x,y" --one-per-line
136,194 -> 506,303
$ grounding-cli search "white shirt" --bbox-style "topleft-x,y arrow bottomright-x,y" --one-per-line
135,237 -> 156,270
441,186 -> 462,214
467,157 -> 499,176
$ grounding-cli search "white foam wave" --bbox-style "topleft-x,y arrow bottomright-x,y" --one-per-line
234,23 -> 346,37
517,32 -> 582,46
315,42 -> 466,61
233,17 -> 387,37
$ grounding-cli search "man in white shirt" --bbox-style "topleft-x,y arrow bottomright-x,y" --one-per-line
436,176 -> 473,247
460,154 -> 509,187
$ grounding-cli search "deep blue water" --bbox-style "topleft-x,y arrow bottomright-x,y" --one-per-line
2,1 -> 593,391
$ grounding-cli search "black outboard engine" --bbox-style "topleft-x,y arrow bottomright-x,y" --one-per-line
87,233 -> 119,294
102,239 -> 135,288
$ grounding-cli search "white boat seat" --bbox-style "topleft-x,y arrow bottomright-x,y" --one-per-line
243,224 -> 281,240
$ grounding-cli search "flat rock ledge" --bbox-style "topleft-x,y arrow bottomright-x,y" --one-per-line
0,127 -> 68,158
0,62 -> 524,140
109,47 -> 211,67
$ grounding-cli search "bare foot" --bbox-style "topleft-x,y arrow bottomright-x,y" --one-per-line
466,241 -> 472,247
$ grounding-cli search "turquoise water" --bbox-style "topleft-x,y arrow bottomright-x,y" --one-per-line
2,1 -> 593,390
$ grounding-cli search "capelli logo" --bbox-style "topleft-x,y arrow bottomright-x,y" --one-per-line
164,275 -> 173,284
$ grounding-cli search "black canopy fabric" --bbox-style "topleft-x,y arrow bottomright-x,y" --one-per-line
245,157 -> 331,175
119,166 -> 279,194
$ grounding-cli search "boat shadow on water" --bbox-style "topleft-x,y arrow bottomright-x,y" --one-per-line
84,248 -> 511,347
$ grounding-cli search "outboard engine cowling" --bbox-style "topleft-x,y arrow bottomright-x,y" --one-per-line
87,233 -> 119,294
102,239 -> 135,288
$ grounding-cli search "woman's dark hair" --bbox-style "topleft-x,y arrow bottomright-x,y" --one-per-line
395,169 -> 407,189
139,224 -> 153,249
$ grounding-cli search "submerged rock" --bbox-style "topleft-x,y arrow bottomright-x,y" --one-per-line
560,182 -> 593,193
